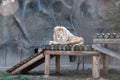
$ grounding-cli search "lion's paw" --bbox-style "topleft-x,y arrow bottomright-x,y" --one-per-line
49,41 -> 53,45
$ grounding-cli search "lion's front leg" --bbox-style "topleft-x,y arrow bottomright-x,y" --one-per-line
49,41 -> 59,45
49,41 -> 68,45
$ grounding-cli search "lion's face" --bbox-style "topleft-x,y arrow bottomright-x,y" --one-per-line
55,28 -> 64,40
54,26 -> 68,42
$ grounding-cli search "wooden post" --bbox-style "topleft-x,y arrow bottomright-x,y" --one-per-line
55,55 -> 60,73
103,44 -> 109,75
92,55 -> 100,79
92,44 -> 109,75
103,54 -> 109,75
44,54 -> 50,75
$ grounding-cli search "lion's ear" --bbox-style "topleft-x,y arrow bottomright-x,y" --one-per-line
61,26 -> 67,30
54,26 -> 60,31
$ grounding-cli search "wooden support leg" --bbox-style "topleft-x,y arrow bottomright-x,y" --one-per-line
92,55 -> 100,79
55,55 -> 60,73
103,54 -> 109,75
44,54 -> 50,75
103,44 -> 109,75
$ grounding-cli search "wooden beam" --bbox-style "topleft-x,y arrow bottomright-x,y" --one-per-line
93,39 -> 120,44
92,44 -> 120,60
55,55 -> 60,73
102,44 -> 109,75
44,50 -> 98,56
44,54 -> 50,75
102,54 -> 109,75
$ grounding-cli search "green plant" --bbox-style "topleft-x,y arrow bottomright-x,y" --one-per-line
0,74 -> 13,80
16,75 -> 32,80
0,75 -> 33,80
106,0 -> 120,31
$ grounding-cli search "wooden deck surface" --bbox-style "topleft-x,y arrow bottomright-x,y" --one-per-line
44,50 -> 100,79
93,39 -> 120,44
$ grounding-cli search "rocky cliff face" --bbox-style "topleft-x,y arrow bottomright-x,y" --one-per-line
0,0 -> 119,67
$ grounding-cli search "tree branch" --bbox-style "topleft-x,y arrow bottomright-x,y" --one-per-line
60,0 -> 72,9
13,14 -> 31,44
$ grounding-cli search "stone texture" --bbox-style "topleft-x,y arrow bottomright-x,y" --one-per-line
0,0 -> 119,69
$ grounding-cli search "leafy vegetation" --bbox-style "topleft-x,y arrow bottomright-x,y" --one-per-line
0,74 -> 32,80
115,0 -> 120,6
106,0 -> 120,31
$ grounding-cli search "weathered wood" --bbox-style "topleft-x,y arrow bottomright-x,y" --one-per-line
103,54 -> 109,75
92,44 -> 120,60
93,38 -> 120,75
44,50 -> 100,78
92,55 -> 100,79
10,53 -> 44,74
55,55 -> 60,73
44,54 -> 50,75
44,44 -> 94,51
44,50 -> 98,56
103,44 -> 109,75
93,39 -> 120,44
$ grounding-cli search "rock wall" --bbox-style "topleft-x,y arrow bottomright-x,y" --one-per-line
0,0 -> 120,70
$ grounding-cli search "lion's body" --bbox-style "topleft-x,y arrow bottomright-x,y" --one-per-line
49,26 -> 84,45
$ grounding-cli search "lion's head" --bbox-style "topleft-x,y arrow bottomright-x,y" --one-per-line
53,26 -> 73,42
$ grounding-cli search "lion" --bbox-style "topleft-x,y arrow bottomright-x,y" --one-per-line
49,26 -> 84,45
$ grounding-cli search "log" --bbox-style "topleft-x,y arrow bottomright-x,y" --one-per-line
44,50 -> 98,56
102,44 -> 109,75
55,55 -> 60,73
103,54 -> 109,75
92,55 -> 100,79
92,44 -> 120,60
44,54 -> 50,75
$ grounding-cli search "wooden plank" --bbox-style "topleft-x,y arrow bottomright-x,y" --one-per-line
92,55 -> 100,79
92,44 -> 120,60
10,53 -> 44,74
44,50 -> 98,56
55,55 -> 60,73
93,39 -> 120,44
44,54 -> 50,75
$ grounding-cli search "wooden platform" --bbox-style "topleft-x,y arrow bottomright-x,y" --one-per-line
93,38 -> 120,75
7,44 -> 101,79
44,50 -> 100,79
7,52 -> 55,75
